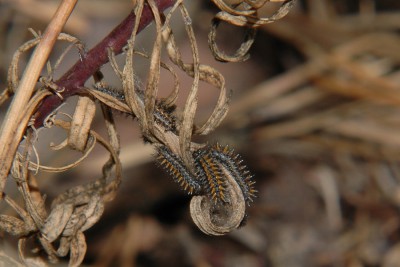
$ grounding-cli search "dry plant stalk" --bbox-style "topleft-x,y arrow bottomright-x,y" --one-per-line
0,0 -> 78,203
0,0 -> 295,265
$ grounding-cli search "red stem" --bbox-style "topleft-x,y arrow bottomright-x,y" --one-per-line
33,0 -> 175,128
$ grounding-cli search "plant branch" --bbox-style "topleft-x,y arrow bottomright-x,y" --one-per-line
33,0 -> 176,128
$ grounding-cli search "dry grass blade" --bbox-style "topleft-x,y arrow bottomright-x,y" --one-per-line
176,2 -> 201,168
122,2 -> 146,125
87,87 -> 131,113
143,0 -> 163,140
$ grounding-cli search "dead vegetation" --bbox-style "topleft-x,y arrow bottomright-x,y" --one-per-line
0,0 -> 399,266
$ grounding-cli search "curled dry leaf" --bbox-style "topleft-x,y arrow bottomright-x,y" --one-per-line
209,0 -> 296,62
88,88 -> 131,113
209,18 -> 257,63
190,165 -> 246,235
7,32 -> 84,94
161,22 -> 230,136
0,191 -> 39,236
211,0 -> 296,27
68,96 -> 96,152
69,231 -> 87,267
0,215 -> 31,237
41,203 -> 74,242
30,135 -> 97,173
62,195 -> 105,237
57,236 -> 71,257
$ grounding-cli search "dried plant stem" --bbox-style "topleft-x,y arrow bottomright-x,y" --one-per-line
0,0 -> 175,198
33,0 -> 175,129
0,0 -> 78,199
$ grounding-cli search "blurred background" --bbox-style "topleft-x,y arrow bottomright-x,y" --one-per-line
1,0 -> 400,266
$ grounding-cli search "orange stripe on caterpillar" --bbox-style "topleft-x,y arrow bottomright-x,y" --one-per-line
209,144 -> 257,205
156,146 -> 201,195
193,149 -> 226,202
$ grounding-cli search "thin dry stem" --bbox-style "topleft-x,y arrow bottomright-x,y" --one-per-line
0,0 -> 78,200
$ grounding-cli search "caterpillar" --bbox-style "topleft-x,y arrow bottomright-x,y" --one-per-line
92,84 -> 256,204
209,144 -> 256,205
92,84 -> 176,132
93,83 -> 126,101
152,102 -> 176,132
156,144 -> 256,205
156,145 -> 202,195
193,148 -> 226,202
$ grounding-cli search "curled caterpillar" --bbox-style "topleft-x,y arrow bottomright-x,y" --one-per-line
193,148 -> 226,202
209,144 -> 256,205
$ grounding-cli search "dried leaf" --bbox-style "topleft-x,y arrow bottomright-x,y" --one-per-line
69,231 -> 86,267
209,18 -> 257,62
57,236 -> 71,257
190,165 -> 246,235
0,215 -> 30,236
41,203 -> 74,242
63,195 -> 105,236
68,96 -> 96,151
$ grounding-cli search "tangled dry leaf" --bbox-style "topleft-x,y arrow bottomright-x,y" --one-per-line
209,0 -> 296,62
190,164 -> 246,235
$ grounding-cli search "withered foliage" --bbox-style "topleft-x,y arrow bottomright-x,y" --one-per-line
0,0 -> 294,266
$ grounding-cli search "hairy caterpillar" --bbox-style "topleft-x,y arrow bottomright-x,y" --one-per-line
156,145 -> 202,195
193,148 -> 226,202
209,144 -> 256,205
92,84 -> 176,132
156,144 -> 256,205
93,84 -> 256,204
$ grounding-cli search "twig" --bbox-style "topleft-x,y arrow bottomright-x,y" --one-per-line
33,0 -> 175,129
